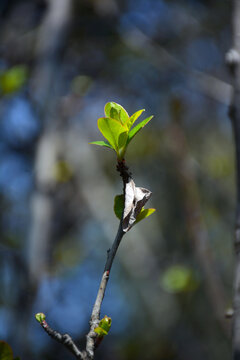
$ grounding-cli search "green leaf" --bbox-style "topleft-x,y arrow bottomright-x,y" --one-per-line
135,208 -> 156,224
94,327 -> 108,336
127,116 -> 153,145
89,141 -> 114,149
94,316 -> 112,337
35,313 -> 46,323
114,194 -> 124,219
13,357 -> 21,360
104,102 -> 129,125
99,316 -> 112,333
98,117 -> 128,157
129,109 -> 145,128
0,341 -> 13,360
90,103 -> 154,159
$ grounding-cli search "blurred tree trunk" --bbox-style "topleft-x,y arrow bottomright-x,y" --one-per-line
29,0 -> 72,291
17,0 -> 72,356
167,97 -> 229,335
227,0 -> 240,358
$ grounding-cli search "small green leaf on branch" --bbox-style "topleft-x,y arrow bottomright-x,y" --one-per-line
135,208 -> 156,224
127,116 -> 153,145
97,117 -> 128,159
35,313 -> 46,323
104,102 -> 129,125
114,194 -> 124,220
128,109 -> 145,128
89,141 -> 114,149
94,316 -> 112,337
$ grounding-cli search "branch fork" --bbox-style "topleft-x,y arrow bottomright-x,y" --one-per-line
36,159 -> 152,359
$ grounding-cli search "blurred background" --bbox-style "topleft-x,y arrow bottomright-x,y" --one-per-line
0,0 -> 235,359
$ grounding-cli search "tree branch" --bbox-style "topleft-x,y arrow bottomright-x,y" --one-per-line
37,317 -> 84,359
36,160 -> 133,359
85,160 -> 130,359
85,224 -> 124,359
226,0 -> 240,358
36,220 -> 125,360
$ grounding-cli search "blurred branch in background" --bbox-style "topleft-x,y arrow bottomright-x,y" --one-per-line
23,0 -> 72,356
28,0 -> 72,292
226,0 -> 240,358
31,0 -> 72,112
166,97 -> 229,335
120,25 -> 232,105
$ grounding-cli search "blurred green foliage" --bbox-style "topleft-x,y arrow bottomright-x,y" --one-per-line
53,160 -> 73,183
0,341 -> 20,360
161,265 -> 199,293
0,65 -> 27,95
71,75 -> 92,96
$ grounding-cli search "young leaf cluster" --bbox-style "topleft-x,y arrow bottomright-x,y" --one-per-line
94,315 -> 112,337
90,102 -> 153,160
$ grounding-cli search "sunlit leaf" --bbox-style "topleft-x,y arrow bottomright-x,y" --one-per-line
127,116 -> 153,145
98,117 -> 128,157
94,327 -> 108,336
161,265 -> 198,293
104,102 -> 129,125
114,194 -> 124,219
0,341 -> 13,360
94,316 -> 112,337
129,109 -> 145,128
90,103 -> 154,158
99,316 -> 112,333
135,208 -> 156,224
89,141 -> 114,149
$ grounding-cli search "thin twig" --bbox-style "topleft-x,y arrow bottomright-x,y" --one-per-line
226,0 -> 240,358
40,319 -> 84,359
35,223 -> 125,360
